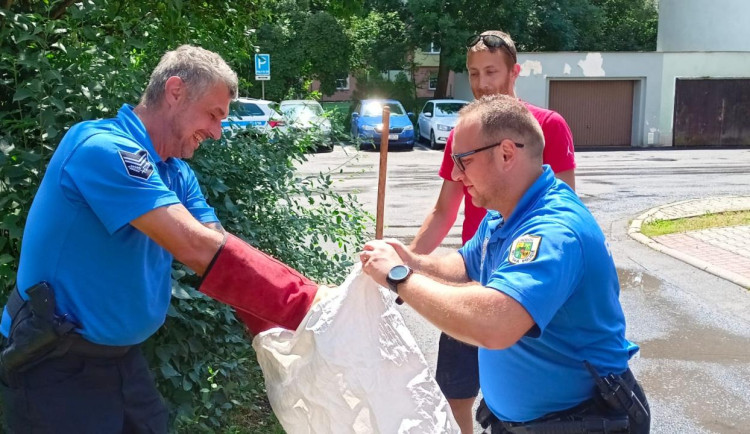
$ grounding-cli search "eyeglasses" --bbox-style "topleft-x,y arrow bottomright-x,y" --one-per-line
465,34 -> 517,64
452,141 -> 525,172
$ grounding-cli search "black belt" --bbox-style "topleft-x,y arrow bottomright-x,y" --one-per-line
478,369 -> 638,434
65,334 -> 133,358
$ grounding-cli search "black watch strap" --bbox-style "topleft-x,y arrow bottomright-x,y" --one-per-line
386,265 -> 413,301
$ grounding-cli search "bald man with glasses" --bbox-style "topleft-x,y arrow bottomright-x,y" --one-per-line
409,29 -> 577,433
361,95 -> 648,434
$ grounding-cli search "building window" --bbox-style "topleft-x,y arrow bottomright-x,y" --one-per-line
335,75 -> 350,90
422,42 -> 441,54
428,72 -> 438,90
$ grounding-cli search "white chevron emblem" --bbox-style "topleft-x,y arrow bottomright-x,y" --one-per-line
118,149 -> 154,180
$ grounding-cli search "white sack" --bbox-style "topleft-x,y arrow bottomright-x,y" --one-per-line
252,264 -> 458,434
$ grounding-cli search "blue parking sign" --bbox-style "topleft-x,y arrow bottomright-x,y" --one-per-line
255,54 -> 270,79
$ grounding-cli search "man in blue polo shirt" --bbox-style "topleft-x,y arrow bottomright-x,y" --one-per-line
0,45 -> 319,433
361,95 -> 649,433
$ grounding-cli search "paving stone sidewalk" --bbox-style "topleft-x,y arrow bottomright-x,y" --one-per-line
628,196 -> 750,289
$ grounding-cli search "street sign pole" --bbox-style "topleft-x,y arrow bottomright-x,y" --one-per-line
254,54 -> 271,100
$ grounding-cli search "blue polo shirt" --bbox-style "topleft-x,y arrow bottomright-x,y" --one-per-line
459,166 -> 638,422
1,105 -> 218,346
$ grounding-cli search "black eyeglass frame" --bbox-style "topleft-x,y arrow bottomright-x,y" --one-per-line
452,141 -> 525,172
465,34 -> 517,64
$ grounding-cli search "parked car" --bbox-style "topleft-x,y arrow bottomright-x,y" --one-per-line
350,99 -> 415,150
221,98 -> 285,134
417,99 -> 469,149
279,99 -> 333,152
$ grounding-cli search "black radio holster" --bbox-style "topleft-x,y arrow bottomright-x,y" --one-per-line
584,360 -> 649,426
0,282 -> 76,381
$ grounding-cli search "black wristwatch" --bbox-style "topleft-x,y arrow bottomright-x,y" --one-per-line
386,264 -> 413,295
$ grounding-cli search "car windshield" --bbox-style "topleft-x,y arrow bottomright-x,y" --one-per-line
435,103 -> 466,116
231,102 -> 265,117
282,103 -> 324,119
361,101 -> 405,116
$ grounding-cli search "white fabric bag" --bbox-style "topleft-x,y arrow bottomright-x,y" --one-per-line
252,264 -> 458,434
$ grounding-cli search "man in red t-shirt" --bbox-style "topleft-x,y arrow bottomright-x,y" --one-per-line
409,30 -> 575,433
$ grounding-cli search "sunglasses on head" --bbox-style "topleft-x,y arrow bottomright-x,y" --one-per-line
465,34 -> 517,64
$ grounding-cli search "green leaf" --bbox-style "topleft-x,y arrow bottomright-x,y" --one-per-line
12,88 -> 33,102
160,364 -> 179,378
171,284 -> 192,300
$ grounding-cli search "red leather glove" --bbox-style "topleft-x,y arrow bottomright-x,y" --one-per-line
199,234 -> 318,335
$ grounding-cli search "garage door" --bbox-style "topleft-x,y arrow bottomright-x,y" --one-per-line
674,79 -> 750,146
549,80 -> 634,147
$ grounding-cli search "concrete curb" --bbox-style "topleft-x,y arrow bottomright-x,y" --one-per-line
628,198 -> 750,289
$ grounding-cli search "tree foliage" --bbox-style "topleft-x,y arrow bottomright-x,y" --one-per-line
404,0 -> 659,97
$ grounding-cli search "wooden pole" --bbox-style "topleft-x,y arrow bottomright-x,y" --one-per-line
375,105 -> 390,240
375,105 -> 402,305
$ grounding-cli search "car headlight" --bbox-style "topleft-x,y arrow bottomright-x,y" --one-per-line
374,123 -> 384,133
437,124 -> 452,131
402,124 -> 413,131
362,124 -> 375,131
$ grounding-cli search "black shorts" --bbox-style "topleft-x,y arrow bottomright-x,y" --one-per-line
1,345 -> 168,433
435,332 -> 480,399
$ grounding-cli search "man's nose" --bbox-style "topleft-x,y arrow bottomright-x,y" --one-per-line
451,163 -> 463,182
210,122 -> 222,140
478,73 -> 491,90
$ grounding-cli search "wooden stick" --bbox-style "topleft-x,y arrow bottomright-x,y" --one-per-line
375,105 -> 390,240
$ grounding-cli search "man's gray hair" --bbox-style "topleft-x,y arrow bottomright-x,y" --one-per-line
141,45 -> 238,107
460,95 -> 545,159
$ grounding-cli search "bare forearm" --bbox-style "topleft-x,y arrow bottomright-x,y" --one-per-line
410,211 -> 457,254
411,251 -> 470,284
409,180 -> 464,254
397,275 -> 532,349
131,205 -> 224,275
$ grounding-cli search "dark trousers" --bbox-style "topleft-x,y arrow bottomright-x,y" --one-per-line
1,346 -> 168,434
478,370 -> 650,434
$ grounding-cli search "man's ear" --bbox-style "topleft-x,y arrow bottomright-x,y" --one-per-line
501,139 -> 518,163
511,63 -> 521,79
163,76 -> 186,107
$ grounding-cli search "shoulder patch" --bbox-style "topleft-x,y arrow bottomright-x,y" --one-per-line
118,149 -> 154,180
508,234 -> 542,264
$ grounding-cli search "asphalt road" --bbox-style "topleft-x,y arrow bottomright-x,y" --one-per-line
297,143 -> 750,433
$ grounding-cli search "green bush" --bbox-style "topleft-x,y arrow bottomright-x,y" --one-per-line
0,5 -> 371,432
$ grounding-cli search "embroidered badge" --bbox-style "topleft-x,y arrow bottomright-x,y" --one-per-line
119,150 -> 154,180
508,235 -> 542,264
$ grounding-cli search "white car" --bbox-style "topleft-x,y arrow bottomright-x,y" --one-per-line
221,98 -> 285,134
279,100 -> 333,152
417,99 -> 469,149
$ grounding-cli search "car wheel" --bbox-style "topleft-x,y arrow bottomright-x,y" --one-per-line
430,130 -> 438,150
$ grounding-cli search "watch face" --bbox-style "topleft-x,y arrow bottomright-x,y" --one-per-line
390,265 -> 410,280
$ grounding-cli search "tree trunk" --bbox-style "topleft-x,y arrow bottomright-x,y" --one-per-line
435,50 -> 451,98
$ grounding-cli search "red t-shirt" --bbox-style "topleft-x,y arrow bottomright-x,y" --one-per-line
438,101 -> 575,243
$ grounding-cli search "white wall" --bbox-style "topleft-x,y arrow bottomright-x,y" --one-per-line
658,0 -> 750,52
455,52 -> 664,147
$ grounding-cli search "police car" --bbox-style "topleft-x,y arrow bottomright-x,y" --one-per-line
221,98 -> 286,134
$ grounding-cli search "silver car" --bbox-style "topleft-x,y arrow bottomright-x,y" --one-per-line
417,99 -> 469,149
280,100 -> 333,152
